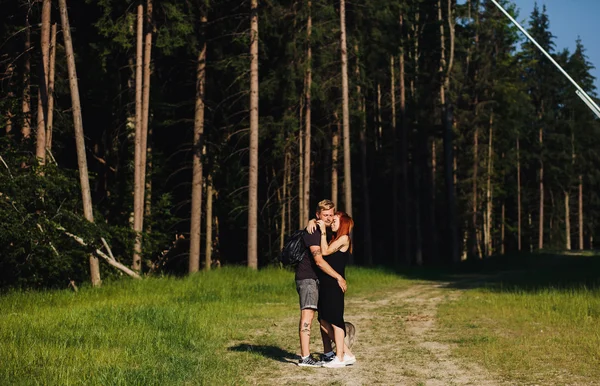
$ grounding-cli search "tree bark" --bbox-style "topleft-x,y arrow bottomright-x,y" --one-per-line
340,0 -> 352,216
579,175 -> 583,250
190,13 -> 207,274
565,191 -> 571,250
391,56 -> 399,264
376,83 -> 382,151
302,0 -> 312,227
22,12 -> 31,138
354,45 -> 371,265
485,112 -> 493,256
538,125 -> 544,250
501,201 -> 505,254
517,137 -> 522,251
440,0 -> 458,263
331,112 -> 340,206
46,23 -> 57,150
247,0 -> 259,269
298,95 -> 304,229
59,0 -> 101,286
5,63 -> 15,134
280,153 -> 288,250
360,96 -> 373,265
205,174 -> 213,270
132,4 -> 144,271
36,0 -> 51,164
399,14 -> 411,265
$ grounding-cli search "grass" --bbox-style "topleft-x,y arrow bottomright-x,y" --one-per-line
0,265 -> 407,385
436,253 -> 600,385
5,254 -> 600,385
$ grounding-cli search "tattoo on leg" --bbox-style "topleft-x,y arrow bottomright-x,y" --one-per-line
303,322 -> 309,328
301,328 -> 311,335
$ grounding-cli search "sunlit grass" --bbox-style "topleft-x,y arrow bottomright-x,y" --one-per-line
0,265 -> 406,385
437,256 -> 600,385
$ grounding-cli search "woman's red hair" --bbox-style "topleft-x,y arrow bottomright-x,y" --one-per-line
330,211 -> 354,253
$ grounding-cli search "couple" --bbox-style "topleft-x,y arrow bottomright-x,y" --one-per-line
295,199 -> 356,368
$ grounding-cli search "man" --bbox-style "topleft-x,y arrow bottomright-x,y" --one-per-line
295,199 -> 347,367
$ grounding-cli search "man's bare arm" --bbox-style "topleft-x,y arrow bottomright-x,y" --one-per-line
309,246 -> 347,293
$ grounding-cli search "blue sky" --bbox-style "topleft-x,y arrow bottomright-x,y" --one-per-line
458,0 -> 600,92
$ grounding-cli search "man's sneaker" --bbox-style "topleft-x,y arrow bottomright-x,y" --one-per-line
343,353 -> 356,366
298,356 -> 323,367
322,356 -> 346,368
321,351 -> 335,363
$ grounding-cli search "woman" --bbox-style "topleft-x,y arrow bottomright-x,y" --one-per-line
316,211 -> 356,368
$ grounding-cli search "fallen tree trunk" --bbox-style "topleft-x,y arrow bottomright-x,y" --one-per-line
61,228 -> 141,279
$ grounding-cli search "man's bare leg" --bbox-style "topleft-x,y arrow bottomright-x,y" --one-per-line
299,309 -> 315,357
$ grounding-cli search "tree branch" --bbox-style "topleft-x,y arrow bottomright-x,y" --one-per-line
60,228 -> 141,279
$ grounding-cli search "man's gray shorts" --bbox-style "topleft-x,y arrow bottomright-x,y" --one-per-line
296,279 -> 319,310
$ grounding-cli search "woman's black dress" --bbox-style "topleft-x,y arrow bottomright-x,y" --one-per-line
317,249 -> 349,335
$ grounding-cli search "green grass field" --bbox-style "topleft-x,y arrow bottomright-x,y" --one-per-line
0,266 -> 406,385
2,255 -> 600,385
436,253 -> 600,385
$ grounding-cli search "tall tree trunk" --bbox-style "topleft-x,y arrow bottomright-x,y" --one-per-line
298,97 -> 304,229
501,200 -> 505,254
399,14 -> 411,265
472,124 -> 479,258
190,13 -> 207,274
59,0 -> 101,286
46,23 -> 57,150
332,111 -> 340,205
280,152 -> 289,250
440,0 -> 458,263
5,63 -> 15,134
133,0 -> 153,270
391,56 -> 399,264
565,191 -> 571,250
354,45 -> 371,264
247,0 -> 259,269
302,0 -> 312,226
517,137 -> 522,251
22,12 -> 31,138
471,2 -> 480,259
36,0 -> 51,164
205,174 -> 213,270
376,83 -> 382,151
132,4 -> 144,271
340,0 -> 352,216
538,125 -> 544,250
579,175 -> 583,250
485,112 -> 493,256
287,147 -> 292,233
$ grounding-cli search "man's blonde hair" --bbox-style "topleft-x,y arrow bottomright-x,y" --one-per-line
316,199 -> 335,213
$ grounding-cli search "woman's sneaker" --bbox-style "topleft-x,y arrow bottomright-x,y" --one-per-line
298,356 -> 323,367
343,353 -> 356,366
322,356 -> 346,368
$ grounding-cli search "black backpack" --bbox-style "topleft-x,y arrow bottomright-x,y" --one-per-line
279,229 -> 309,266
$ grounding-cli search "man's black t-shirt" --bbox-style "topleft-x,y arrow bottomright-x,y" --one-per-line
295,228 -> 331,281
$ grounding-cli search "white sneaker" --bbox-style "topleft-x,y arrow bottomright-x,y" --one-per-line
322,356 -> 346,368
343,353 -> 356,365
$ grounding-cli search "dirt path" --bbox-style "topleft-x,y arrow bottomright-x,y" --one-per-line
246,281 -> 510,386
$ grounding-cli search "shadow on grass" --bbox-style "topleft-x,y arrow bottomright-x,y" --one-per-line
385,252 -> 600,293
228,344 -> 298,364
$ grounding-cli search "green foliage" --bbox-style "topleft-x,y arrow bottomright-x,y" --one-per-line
0,140 -> 100,289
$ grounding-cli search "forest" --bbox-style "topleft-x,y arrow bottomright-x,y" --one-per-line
1,0 -> 599,289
